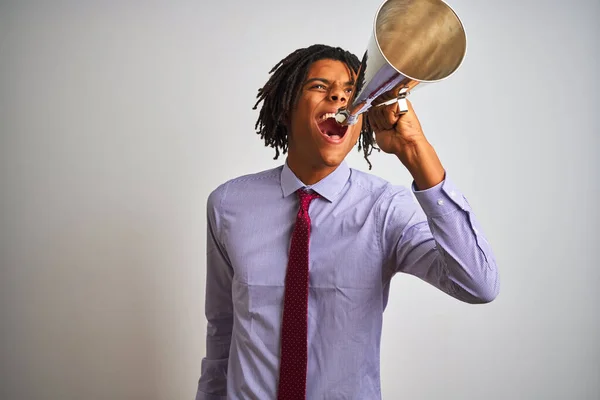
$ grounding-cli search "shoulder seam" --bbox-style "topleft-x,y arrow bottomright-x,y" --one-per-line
224,168 -> 281,186
216,180 -> 231,247
348,168 -> 389,194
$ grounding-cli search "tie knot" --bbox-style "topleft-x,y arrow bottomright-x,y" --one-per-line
297,189 -> 319,210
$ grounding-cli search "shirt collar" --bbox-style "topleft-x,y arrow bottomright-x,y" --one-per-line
280,159 -> 350,203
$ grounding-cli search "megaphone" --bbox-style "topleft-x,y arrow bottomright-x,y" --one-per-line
335,0 -> 467,125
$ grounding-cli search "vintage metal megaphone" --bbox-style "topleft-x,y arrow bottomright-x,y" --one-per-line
335,0 -> 467,125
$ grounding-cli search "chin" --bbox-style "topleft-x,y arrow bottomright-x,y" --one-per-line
318,151 -> 346,168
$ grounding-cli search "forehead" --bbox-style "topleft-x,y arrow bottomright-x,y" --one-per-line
305,59 -> 354,80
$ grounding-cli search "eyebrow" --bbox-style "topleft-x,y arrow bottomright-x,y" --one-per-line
304,78 -> 355,86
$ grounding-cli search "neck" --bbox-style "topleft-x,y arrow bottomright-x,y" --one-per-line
286,152 -> 338,185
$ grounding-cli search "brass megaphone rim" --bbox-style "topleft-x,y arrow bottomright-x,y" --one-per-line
372,0 -> 468,83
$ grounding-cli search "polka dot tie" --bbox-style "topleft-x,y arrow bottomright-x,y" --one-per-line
277,189 -> 320,400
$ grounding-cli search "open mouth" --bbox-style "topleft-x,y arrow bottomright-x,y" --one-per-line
317,113 -> 348,141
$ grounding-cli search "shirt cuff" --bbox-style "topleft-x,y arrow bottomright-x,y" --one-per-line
411,174 -> 470,217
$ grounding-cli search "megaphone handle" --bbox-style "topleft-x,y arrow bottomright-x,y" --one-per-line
397,97 -> 409,114
374,87 -> 410,114
377,96 -> 408,114
396,86 -> 409,114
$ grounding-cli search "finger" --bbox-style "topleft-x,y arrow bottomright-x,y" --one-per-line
404,99 -> 415,114
393,99 -> 415,124
369,114 -> 380,132
372,105 -> 395,131
367,109 -> 379,132
385,103 -> 399,127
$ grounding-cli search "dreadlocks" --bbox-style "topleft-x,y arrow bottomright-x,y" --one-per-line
252,44 -> 377,169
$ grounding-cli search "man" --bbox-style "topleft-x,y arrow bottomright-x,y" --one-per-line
195,44 -> 499,399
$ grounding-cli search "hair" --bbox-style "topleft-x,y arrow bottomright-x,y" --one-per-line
252,44 -> 377,169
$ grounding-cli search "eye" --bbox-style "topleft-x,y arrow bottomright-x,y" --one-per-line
311,84 -> 327,90
345,88 -> 353,93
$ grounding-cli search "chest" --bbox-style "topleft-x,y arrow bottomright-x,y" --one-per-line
223,198 -> 383,289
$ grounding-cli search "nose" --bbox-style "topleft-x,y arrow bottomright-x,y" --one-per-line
329,86 -> 347,104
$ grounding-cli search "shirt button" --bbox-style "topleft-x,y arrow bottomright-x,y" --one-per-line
437,199 -> 444,206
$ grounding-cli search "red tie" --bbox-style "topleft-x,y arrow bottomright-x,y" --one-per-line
277,189 -> 319,400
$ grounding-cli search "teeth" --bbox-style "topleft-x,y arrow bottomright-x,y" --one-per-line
320,113 -> 336,120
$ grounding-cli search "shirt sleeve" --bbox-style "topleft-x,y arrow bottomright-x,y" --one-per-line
378,173 -> 499,303
196,185 -> 233,399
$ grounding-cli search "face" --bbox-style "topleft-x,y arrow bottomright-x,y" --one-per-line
287,59 -> 363,171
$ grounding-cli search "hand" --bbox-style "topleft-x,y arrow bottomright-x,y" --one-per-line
367,92 -> 445,190
367,95 -> 426,157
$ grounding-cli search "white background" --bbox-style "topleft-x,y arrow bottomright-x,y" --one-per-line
1,0 -> 598,399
